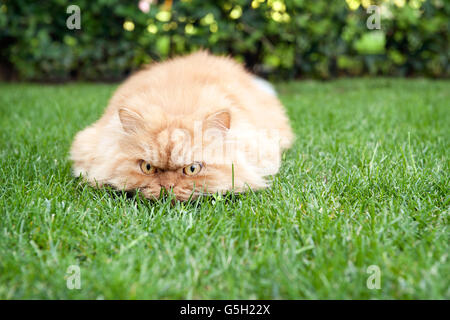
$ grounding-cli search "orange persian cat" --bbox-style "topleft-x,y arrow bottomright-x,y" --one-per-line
70,51 -> 294,200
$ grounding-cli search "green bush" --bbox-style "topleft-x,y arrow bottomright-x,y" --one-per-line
0,0 -> 448,80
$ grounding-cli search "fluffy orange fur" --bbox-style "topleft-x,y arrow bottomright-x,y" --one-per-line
70,51 -> 294,200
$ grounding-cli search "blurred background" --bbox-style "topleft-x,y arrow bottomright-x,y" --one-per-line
0,0 -> 448,81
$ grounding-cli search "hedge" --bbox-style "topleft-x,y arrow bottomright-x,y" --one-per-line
0,0 -> 448,80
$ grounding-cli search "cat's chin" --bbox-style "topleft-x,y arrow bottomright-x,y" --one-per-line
139,187 -> 206,202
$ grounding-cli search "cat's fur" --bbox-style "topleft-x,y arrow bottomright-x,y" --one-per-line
70,51 -> 294,200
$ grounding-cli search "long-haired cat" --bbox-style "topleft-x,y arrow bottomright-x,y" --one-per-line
70,51 -> 294,200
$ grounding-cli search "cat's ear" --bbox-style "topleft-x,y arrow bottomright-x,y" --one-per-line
118,108 -> 145,134
204,109 -> 231,131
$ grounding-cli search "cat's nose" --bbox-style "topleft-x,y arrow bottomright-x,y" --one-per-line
159,171 -> 177,190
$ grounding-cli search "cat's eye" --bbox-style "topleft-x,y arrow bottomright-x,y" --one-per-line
183,162 -> 202,176
140,161 -> 156,175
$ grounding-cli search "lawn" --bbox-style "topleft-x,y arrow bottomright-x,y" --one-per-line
0,78 -> 448,299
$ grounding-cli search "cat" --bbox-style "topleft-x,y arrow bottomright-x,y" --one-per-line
70,51 -> 294,201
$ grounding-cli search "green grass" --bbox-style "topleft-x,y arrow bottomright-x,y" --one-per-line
0,78 -> 448,299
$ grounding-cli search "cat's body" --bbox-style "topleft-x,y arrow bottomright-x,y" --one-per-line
70,51 -> 294,200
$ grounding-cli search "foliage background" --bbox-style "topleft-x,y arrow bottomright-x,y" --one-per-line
0,0 -> 448,81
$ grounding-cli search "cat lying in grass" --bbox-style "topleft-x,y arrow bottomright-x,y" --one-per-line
70,51 -> 294,200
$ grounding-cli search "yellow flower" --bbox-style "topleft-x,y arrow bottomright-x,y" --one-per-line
230,6 -> 242,19
123,21 -> 135,31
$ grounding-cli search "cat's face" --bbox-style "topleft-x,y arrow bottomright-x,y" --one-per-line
110,104 -> 234,200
